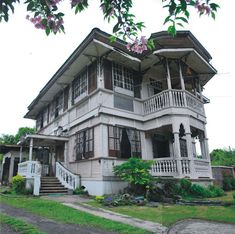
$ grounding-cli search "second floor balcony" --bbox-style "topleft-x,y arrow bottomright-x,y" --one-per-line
143,89 -> 206,116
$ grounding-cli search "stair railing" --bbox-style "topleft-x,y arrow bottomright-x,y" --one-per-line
56,162 -> 80,190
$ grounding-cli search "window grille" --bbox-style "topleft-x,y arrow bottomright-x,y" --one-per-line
113,62 -> 134,92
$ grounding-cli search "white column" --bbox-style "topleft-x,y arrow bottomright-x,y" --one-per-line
19,146 -> 23,163
64,142 -> 69,166
29,138 -> 33,161
166,59 -> 172,90
185,132 -> 196,178
9,155 -> 15,181
97,58 -> 104,89
179,62 -> 185,90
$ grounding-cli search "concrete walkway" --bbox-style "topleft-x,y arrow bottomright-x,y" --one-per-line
43,195 -> 235,234
42,195 -> 167,233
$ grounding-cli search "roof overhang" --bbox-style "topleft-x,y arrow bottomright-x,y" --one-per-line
153,48 -> 217,86
18,134 -> 69,147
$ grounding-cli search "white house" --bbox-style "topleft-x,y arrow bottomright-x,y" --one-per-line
18,28 -> 216,195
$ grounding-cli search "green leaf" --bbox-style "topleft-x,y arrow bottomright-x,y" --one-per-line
211,11 -> 216,20
176,16 -> 188,23
27,2 -> 34,11
45,27 -> 50,36
168,25 -> 176,37
180,0 -> 187,11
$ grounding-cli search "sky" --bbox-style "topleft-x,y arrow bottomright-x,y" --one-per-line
0,1 -> 234,151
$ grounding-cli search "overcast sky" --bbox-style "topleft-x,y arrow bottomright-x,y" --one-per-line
0,1 -> 234,151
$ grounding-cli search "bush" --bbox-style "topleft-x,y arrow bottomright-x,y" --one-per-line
190,184 -> 211,198
12,174 -> 25,194
113,158 -> 153,196
208,185 -> 224,197
73,186 -> 89,196
179,178 -> 192,195
223,177 -> 233,191
96,193 -> 146,207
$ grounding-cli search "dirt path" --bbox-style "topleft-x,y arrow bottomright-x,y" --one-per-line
0,203 -> 115,234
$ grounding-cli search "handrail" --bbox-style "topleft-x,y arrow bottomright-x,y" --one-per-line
56,162 -> 80,190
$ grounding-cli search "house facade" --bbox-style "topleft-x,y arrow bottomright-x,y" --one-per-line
18,28 -> 216,195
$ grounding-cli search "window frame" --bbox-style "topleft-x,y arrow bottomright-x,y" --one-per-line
72,68 -> 88,104
112,62 -> 134,96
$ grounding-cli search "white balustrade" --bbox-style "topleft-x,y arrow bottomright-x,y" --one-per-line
56,162 -> 80,190
151,158 -> 178,176
144,90 -> 170,114
193,159 -> 211,177
181,159 -> 191,174
18,161 -> 42,196
143,89 -> 205,116
18,161 -> 41,177
185,91 -> 204,114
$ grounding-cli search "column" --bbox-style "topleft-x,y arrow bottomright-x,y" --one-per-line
97,57 -> 104,89
64,142 -> 69,166
166,59 -> 172,90
166,59 -> 173,107
29,138 -> 33,161
9,155 -> 15,181
179,61 -> 185,90
19,146 -> 23,163
172,122 -> 183,178
185,131 -> 196,178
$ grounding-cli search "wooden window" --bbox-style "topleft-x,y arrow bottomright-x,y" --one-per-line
72,69 -> 87,103
36,112 -> 44,130
152,135 -> 170,158
88,61 -> 97,94
113,62 -> 134,94
180,138 -> 188,157
63,86 -> 69,111
103,59 -> 113,90
108,126 -> 141,158
74,128 -> 94,160
55,94 -> 63,118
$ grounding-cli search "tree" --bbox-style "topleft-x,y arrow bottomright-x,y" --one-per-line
0,127 -> 35,145
210,148 -> 235,166
0,0 -> 219,53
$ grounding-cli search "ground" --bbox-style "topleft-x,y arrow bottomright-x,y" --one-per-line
1,193 -> 235,234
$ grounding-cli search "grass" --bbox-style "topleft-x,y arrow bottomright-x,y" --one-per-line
87,200 -> 235,227
0,194 -> 149,234
205,190 -> 235,202
0,213 -> 45,234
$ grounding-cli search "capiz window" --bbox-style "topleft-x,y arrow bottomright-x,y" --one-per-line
113,62 -> 134,96
74,128 -> 94,160
72,69 -> 87,103
108,126 -> 141,158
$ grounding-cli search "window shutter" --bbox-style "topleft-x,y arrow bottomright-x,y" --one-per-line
103,59 -> 113,90
63,86 -> 69,111
88,61 -> 97,94
133,71 -> 142,98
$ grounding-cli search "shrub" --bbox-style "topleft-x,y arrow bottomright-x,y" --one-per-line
208,185 -> 224,197
12,174 -> 25,194
190,184 -> 211,198
73,186 -> 89,196
113,158 -> 154,196
179,178 -> 192,195
223,177 -> 233,191
99,194 -> 136,206
230,178 -> 235,189
95,196 -> 104,203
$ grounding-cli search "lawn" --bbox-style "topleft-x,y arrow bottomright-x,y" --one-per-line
87,200 -> 235,227
0,213 -> 45,234
0,194 -> 149,234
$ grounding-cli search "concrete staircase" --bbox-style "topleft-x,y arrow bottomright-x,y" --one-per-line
39,177 -> 68,195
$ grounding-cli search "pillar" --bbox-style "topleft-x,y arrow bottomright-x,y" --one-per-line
166,59 -> 172,90
9,155 -> 15,181
64,142 -> 69,166
179,61 -> 185,90
172,122 -> 183,177
19,146 -> 23,163
29,138 -> 33,161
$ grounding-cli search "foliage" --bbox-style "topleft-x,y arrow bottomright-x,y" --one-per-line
210,148 -> 235,166
0,214 -> 45,234
12,174 -> 26,194
0,0 -> 219,53
73,186 -> 89,195
207,185 -> 224,197
0,195 -> 148,234
95,193 -> 145,206
179,178 -> 192,195
113,157 -> 153,195
223,176 -> 235,191
0,127 -> 35,145
0,153 -> 3,163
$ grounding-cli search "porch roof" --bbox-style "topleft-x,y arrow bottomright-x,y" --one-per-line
18,134 -> 69,147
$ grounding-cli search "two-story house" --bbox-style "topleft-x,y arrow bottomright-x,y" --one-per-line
18,28 -> 216,196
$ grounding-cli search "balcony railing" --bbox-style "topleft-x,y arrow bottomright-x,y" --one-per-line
143,90 -> 205,115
